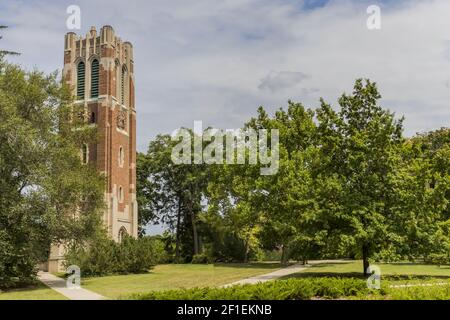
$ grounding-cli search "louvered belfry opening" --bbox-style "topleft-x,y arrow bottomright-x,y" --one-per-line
91,59 -> 99,98
121,65 -> 126,105
77,61 -> 85,99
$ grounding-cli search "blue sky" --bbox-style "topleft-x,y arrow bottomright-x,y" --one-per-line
303,0 -> 330,10
1,0 -> 449,234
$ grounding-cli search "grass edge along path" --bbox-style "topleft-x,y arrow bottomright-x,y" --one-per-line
0,282 -> 68,300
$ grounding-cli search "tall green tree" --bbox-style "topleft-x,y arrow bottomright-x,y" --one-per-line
246,103 -> 319,264
392,128 -> 450,263
0,58 -> 104,288
316,79 -> 404,275
138,132 -> 209,261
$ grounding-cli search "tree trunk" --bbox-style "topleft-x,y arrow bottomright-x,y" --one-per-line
244,237 -> 250,263
281,245 -> 288,265
362,244 -> 370,276
191,210 -> 199,256
175,196 -> 181,262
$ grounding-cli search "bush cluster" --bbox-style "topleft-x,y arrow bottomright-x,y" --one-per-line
191,253 -> 213,264
127,278 -> 372,300
65,235 -> 166,276
127,277 -> 450,300
387,284 -> 450,300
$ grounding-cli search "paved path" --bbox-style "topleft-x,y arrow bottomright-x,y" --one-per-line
38,272 -> 106,300
222,260 -> 348,287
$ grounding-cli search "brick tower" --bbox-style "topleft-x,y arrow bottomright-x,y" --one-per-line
47,26 -> 138,272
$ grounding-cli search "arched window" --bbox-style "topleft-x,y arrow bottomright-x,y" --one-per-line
119,146 -> 124,167
118,186 -> 124,203
90,59 -> 99,98
77,61 -> 85,99
121,65 -> 127,105
118,227 -> 128,242
82,144 -> 88,164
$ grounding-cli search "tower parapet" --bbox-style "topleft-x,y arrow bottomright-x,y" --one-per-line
63,25 -> 135,106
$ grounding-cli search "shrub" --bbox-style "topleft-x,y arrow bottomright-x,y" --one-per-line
384,281 -> 450,300
261,250 -> 282,262
65,235 -> 166,276
126,277 -> 372,300
125,277 -> 450,300
191,253 -> 210,264
426,253 -> 450,266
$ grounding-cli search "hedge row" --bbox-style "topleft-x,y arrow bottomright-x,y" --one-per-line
126,277 -> 450,300
126,278 -> 374,300
65,236 -> 166,276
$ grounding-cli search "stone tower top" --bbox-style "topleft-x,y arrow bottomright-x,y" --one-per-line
64,25 -> 133,67
63,26 -> 135,110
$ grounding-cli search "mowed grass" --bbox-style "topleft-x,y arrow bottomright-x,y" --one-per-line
0,282 -> 67,300
3,261 -> 447,300
284,260 -> 450,281
83,262 -> 282,299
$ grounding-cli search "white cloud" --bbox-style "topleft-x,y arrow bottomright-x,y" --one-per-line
1,0 -> 449,153
258,71 -> 309,92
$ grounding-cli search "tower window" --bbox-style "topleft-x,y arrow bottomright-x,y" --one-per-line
77,61 -> 85,99
118,186 -> 124,203
90,112 -> 96,124
91,59 -> 99,98
118,227 -> 128,242
119,146 -> 124,167
82,144 -> 88,164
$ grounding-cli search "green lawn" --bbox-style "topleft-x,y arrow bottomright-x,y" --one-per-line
83,262 -> 282,299
0,282 -> 67,300
284,260 -> 450,281
2,261 -> 448,300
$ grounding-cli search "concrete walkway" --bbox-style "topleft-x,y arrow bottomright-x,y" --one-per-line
222,260 -> 348,287
38,272 -> 106,300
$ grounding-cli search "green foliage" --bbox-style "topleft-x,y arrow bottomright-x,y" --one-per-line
138,79 -> 449,273
0,57 -> 104,289
191,253 -> 211,264
65,235 -> 166,276
128,276 -> 450,300
127,277 -> 372,300
138,132 -> 209,260
386,284 -> 450,300
314,79 -> 405,274
260,250 -> 282,262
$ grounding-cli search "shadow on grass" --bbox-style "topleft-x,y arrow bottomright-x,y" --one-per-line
0,282 -> 45,293
212,262 -> 287,269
